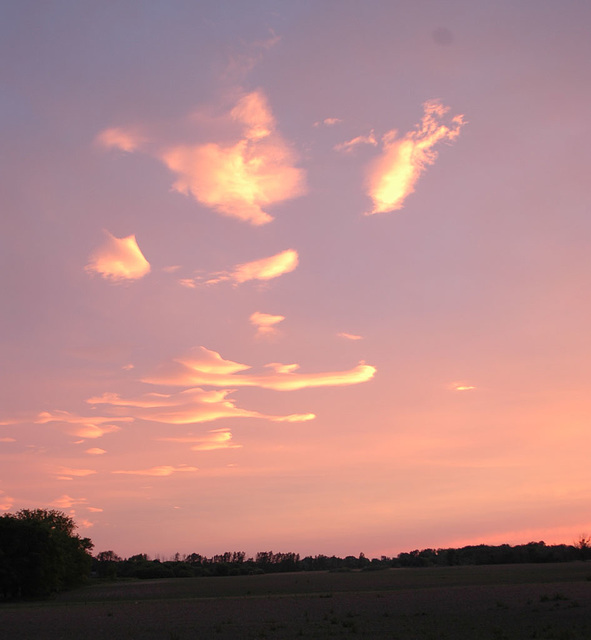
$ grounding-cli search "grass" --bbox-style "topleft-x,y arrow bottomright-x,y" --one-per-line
1,562 -> 590,639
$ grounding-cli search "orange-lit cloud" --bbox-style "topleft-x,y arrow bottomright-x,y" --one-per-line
160,91 -> 306,225
144,346 -> 376,391
450,382 -> 476,391
366,100 -> 465,214
207,249 -> 299,285
338,332 -> 363,340
87,387 -> 314,424
85,231 -> 151,282
85,447 -> 107,455
335,130 -> 377,153
36,410 -> 129,438
250,311 -> 285,337
112,465 -> 198,477
314,117 -> 343,127
51,495 -> 88,509
0,491 -> 14,511
159,428 -> 242,451
95,127 -> 144,152
0,437 -> 16,442
87,507 -> 103,513
57,467 -> 97,477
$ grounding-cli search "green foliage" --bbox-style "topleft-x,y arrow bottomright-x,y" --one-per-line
0,509 -> 93,599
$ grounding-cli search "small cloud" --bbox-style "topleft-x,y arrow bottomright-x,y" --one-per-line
334,130 -> 377,153
338,332 -> 363,341
366,100 -> 465,214
85,447 -> 107,455
0,490 -> 14,511
77,519 -> 94,528
85,231 -> 151,282
450,382 -> 476,391
0,437 -> 16,442
112,465 -> 198,477
265,362 -> 300,374
178,278 -> 197,288
160,91 -> 306,225
314,117 -> 343,127
122,364 -> 134,371
211,249 -> 299,284
87,507 -> 103,512
159,428 -> 242,451
95,127 -> 144,152
51,495 -> 88,509
36,410 -> 128,438
250,311 -> 285,337
57,467 -> 97,477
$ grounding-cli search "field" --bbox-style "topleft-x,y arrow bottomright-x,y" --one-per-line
1,562 -> 590,639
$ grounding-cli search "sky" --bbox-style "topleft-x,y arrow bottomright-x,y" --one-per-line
2,0 -> 591,559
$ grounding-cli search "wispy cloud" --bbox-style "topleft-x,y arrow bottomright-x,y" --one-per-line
57,467 -> 97,478
0,437 -> 16,442
250,311 -> 285,337
314,117 -> 343,127
450,382 -> 476,391
334,130 -> 377,153
366,100 -> 465,214
0,490 -> 14,511
338,332 -> 363,341
144,346 -> 376,391
95,127 -> 144,152
85,231 -> 151,282
112,465 -> 198,477
207,249 -> 299,285
160,91 -> 306,225
36,410 -> 129,438
51,495 -> 88,509
87,387 -> 314,424
85,447 -> 107,455
159,428 -> 242,451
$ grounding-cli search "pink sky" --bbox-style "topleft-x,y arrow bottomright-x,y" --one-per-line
2,1 -> 591,559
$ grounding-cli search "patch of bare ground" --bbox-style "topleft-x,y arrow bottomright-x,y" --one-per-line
1,562 -> 590,639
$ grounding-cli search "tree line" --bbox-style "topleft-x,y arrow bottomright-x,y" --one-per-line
93,538 -> 591,580
1,508 -> 590,599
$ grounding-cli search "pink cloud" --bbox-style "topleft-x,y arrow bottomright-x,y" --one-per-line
36,410 -> 129,438
0,490 -> 14,511
338,332 -> 364,340
161,91 -> 306,225
85,447 -> 107,455
334,130 -> 377,153
250,311 -> 285,337
51,495 -> 88,509
144,346 -> 376,391
57,467 -> 97,477
366,100 -> 465,214
112,465 -> 198,477
85,231 -> 151,282
159,428 -> 242,451
206,249 -> 299,285
95,127 -> 144,152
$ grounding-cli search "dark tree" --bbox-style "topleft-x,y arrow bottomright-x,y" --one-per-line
0,509 -> 93,599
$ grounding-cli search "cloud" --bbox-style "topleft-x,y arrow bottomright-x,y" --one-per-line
95,127 -> 144,152
265,362 -> 300,374
450,382 -> 476,391
0,437 -> 16,442
207,249 -> 299,285
87,386 -> 314,424
87,507 -> 103,513
334,130 -> 377,153
314,117 -> 343,127
160,91 -> 306,225
51,495 -> 88,509
112,465 -> 198,477
36,410 -> 129,438
85,447 -> 107,455
144,346 -> 377,391
250,311 -> 285,337
0,490 -> 14,511
57,467 -> 97,477
158,428 -> 242,451
338,332 -> 363,341
85,231 -> 151,282
366,100 -> 465,214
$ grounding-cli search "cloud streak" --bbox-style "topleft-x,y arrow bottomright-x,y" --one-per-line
144,346 -> 376,391
206,249 -> 298,285
95,127 -> 144,152
36,410 -> 130,438
85,231 -> 151,282
158,428 -> 242,451
112,465 -> 198,477
366,100 -> 465,214
160,91 -> 306,225
250,311 -> 285,337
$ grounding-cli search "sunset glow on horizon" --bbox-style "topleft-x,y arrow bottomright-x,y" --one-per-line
2,1 -> 591,560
